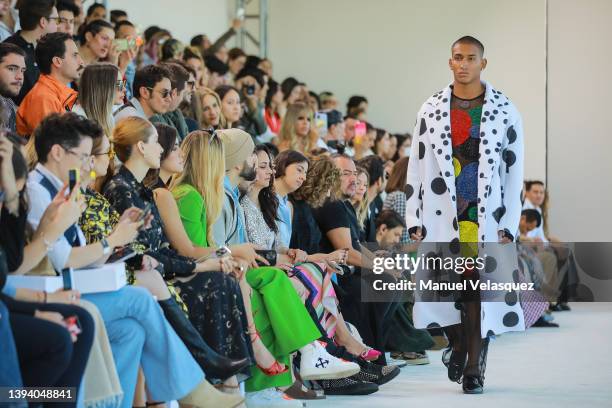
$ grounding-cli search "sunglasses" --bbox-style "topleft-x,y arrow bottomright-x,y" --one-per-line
116,79 -> 126,90
146,87 -> 172,99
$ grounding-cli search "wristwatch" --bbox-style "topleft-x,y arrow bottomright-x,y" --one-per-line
101,238 -> 111,255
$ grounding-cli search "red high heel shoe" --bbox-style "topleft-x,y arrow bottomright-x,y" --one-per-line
249,326 -> 289,376
360,347 -> 382,361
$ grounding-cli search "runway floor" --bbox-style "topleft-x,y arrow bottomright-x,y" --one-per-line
307,303 -> 612,408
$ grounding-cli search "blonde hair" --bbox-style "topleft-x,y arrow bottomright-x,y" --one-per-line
112,117 -> 155,163
79,63 -> 118,139
171,131 -> 225,245
197,88 -> 227,129
277,102 -> 318,153
354,166 -> 370,228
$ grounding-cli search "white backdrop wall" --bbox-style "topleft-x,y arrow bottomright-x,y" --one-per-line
547,0 -> 612,241
105,0 -> 230,45
267,0 -> 547,180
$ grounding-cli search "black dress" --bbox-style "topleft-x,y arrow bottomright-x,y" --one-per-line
103,168 -> 254,376
289,198 -> 322,254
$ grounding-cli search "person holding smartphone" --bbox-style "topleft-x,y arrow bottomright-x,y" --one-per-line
0,132 -> 95,406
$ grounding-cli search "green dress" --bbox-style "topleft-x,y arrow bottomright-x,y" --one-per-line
173,183 -> 322,392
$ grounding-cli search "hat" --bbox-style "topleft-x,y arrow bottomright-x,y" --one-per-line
218,129 -> 255,171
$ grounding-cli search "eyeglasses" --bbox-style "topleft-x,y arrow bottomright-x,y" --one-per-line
58,17 -> 75,25
63,147 -> 92,165
45,16 -> 60,23
116,79 -> 126,90
93,147 -> 115,161
146,87 -> 172,99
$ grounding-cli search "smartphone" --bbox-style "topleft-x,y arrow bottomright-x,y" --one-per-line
315,112 -> 328,139
354,121 -> 367,145
255,249 -> 277,266
68,168 -> 79,196
61,268 -> 73,290
137,202 -> 153,222
114,38 -> 129,52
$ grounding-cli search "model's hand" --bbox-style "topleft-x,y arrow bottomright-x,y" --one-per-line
410,227 -> 423,241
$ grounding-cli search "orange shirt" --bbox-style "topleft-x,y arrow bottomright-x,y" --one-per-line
16,74 -> 78,137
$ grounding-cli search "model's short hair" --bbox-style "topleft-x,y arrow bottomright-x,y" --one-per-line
376,209 -> 406,230
34,113 -> 103,164
36,32 -> 73,75
452,36 -> 485,57
133,64 -> 172,98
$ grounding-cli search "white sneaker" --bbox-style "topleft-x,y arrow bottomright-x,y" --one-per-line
246,388 -> 304,407
299,340 -> 360,380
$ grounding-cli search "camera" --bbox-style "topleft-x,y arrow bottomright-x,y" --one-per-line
245,85 -> 256,96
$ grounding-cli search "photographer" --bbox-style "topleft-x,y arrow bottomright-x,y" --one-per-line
234,66 -> 267,141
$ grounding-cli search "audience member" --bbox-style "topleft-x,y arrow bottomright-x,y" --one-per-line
55,0 -> 79,35
114,64 -> 171,121
4,0 -> 58,104
0,43 -> 25,132
276,102 -> 317,153
16,32 -> 82,136
215,84 -> 241,129
382,156 -> 410,243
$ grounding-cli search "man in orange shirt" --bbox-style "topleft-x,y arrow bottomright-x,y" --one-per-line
16,32 -> 83,137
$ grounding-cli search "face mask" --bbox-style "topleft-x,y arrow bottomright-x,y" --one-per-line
403,147 -> 411,157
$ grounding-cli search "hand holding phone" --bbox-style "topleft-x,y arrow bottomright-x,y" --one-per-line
68,168 -> 80,198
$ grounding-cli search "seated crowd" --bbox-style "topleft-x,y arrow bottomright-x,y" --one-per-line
0,1 -> 571,407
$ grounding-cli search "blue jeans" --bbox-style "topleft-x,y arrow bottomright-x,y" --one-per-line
84,286 -> 203,407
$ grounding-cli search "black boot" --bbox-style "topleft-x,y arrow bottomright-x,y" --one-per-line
158,298 -> 250,380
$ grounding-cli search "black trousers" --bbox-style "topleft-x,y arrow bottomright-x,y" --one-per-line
9,301 -> 94,408
336,273 -> 398,365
